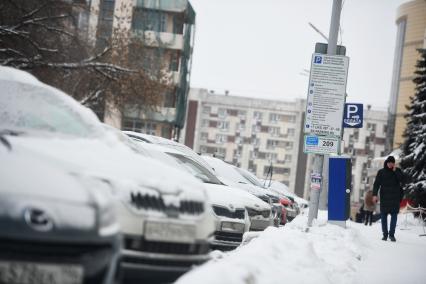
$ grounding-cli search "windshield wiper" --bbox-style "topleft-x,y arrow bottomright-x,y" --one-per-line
0,129 -> 23,151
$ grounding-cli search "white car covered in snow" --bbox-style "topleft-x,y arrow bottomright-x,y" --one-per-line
121,140 -> 252,250
124,131 -> 273,232
0,67 -> 215,282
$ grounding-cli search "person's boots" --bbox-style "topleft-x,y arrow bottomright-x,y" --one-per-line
389,235 -> 396,242
382,234 -> 388,241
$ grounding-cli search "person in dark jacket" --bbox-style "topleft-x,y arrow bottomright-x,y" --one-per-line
372,156 -> 404,242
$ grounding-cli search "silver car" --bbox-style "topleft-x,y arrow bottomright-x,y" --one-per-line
0,137 -> 120,284
123,132 -> 273,232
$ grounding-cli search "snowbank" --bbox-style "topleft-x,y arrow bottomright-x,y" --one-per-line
176,211 -> 365,284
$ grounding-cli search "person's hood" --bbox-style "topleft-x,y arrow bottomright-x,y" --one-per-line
6,134 -> 206,202
204,183 -> 270,211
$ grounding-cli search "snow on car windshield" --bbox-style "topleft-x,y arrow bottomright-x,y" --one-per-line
0,80 -> 102,137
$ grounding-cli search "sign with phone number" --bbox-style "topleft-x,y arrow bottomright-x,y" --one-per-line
303,135 -> 340,155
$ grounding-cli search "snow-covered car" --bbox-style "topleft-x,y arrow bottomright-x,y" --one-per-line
262,179 -> 309,212
0,66 -> 215,281
124,132 -> 273,232
234,166 -> 290,225
123,140 -> 251,250
201,156 -> 282,229
0,137 -> 121,284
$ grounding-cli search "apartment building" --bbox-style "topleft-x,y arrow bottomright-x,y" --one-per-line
182,88 -> 307,195
88,0 -> 196,139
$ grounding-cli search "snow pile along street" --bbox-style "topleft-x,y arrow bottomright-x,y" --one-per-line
176,211 -> 426,284
176,212 -> 365,284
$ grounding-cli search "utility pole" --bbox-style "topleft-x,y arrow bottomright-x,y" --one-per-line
307,0 -> 343,227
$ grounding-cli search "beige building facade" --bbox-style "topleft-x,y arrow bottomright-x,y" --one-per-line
388,0 -> 426,150
182,88 -> 307,195
87,0 -> 196,139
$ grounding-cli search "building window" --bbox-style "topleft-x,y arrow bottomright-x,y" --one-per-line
251,125 -> 260,134
287,128 -> 295,136
200,132 -> 208,141
216,148 -> 226,158
202,106 -> 211,114
132,9 -> 168,33
215,134 -> 227,144
284,141 -> 293,150
269,113 -> 281,123
122,118 -> 157,135
266,140 -> 278,150
269,127 -> 280,136
238,110 -> 247,119
236,122 -> 246,131
200,146 -> 207,154
218,121 -> 230,131
282,115 -> 296,123
253,111 -> 263,120
266,153 -> 278,162
383,124 -> 388,134
169,51 -> 180,72
218,108 -> 227,118
250,151 -> 258,159
201,119 -> 209,127
235,137 -> 242,144
284,154 -> 292,162
251,138 -> 260,147
367,123 -> 376,132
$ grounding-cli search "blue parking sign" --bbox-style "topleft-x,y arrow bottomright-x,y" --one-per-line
343,103 -> 363,128
314,56 -> 322,64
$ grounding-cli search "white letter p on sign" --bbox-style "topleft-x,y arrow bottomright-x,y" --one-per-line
347,105 -> 358,118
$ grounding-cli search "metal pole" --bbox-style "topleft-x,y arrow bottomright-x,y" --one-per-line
307,0 -> 342,227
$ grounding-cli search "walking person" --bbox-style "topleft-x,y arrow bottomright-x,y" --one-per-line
372,156 -> 405,242
364,190 -> 376,226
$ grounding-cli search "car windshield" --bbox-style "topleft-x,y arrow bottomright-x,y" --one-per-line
235,167 -> 265,188
167,153 -> 222,185
203,157 -> 249,184
0,80 -> 102,137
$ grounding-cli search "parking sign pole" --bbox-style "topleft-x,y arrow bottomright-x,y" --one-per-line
307,0 -> 342,227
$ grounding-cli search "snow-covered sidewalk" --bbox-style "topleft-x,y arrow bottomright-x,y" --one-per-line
175,212 -> 426,284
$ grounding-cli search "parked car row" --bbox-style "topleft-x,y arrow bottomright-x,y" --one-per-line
0,67 -> 305,283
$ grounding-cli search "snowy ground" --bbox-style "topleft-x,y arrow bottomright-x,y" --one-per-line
176,211 -> 426,284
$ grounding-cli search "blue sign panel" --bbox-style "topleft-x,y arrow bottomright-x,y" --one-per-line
343,103 -> 363,128
306,135 -> 319,146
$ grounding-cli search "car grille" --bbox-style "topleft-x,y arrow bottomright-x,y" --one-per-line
212,206 -> 245,219
214,231 -> 243,243
124,236 -> 210,256
247,208 -> 271,218
130,193 -> 204,215
0,238 -> 114,284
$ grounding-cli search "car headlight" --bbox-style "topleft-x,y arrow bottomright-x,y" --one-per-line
73,174 -> 120,237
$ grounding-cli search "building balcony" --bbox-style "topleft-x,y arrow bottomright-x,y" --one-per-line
132,30 -> 184,50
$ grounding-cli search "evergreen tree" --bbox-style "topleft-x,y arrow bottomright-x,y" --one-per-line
401,48 -> 426,210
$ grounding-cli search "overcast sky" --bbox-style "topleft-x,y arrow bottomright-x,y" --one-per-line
189,0 -> 408,110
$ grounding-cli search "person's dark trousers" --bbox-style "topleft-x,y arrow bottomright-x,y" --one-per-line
365,211 -> 373,225
381,212 -> 398,237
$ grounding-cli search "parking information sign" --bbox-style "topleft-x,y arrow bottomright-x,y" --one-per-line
343,103 -> 363,128
304,53 -> 350,137
304,135 -> 340,155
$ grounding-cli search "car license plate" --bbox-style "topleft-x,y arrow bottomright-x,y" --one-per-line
0,261 -> 83,284
221,222 -> 245,233
145,221 -> 196,243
